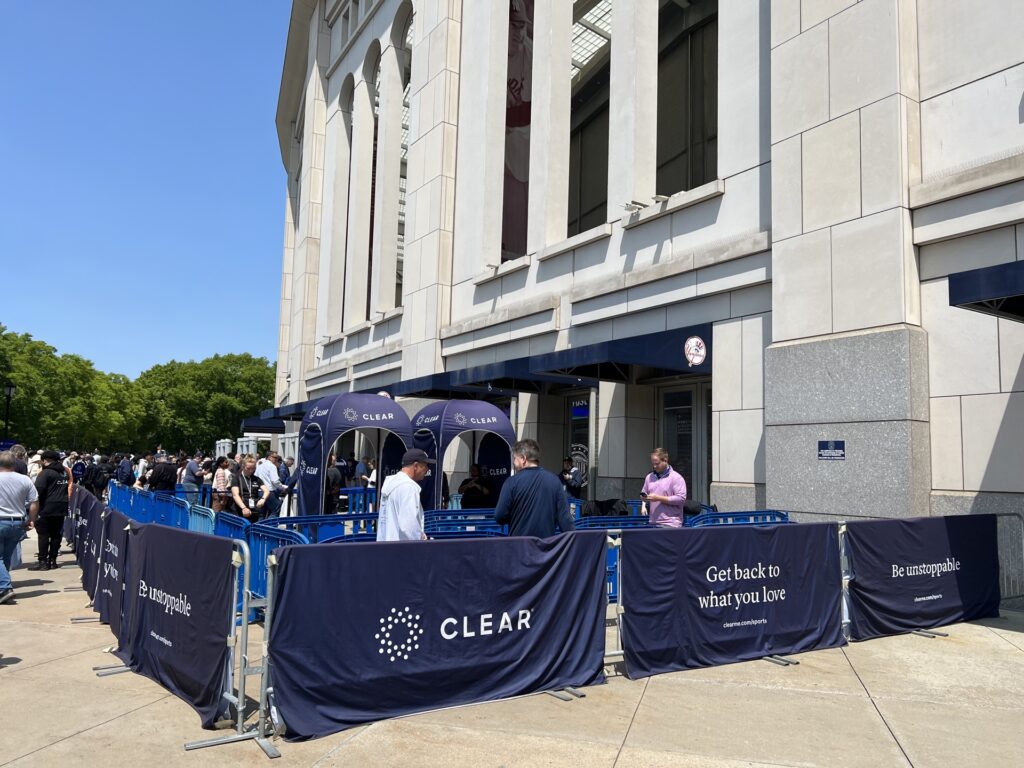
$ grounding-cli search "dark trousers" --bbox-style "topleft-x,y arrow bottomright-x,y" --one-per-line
36,516 -> 65,563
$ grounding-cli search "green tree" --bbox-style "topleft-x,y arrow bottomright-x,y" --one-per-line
0,325 -> 274,452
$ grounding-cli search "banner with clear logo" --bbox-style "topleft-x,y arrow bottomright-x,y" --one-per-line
267,531 -> 608,740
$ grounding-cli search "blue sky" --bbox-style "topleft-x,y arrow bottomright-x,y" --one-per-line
1,1 -> 291,378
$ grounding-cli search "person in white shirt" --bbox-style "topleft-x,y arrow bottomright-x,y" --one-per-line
255,453 -> 285,518
376,449 -> 434,542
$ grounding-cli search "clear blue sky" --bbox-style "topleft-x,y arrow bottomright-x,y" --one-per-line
1,1 -> 291,378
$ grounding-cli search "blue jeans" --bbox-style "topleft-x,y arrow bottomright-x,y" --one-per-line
0,520 -> 25,591
181,482 -> 199,506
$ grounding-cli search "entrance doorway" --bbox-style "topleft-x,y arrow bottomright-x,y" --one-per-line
658,381 -> 711,504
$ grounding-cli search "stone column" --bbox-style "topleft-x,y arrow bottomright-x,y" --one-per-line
607,0 -> 658,219
315,101 -> 351,342
343,75 -> 375,329
370,42 -> 405,313
765,0 -> 928,518
400,2 -> 464,379
286,2 -> 331,404
452,0 -> 509,279
526,0 -> 571,254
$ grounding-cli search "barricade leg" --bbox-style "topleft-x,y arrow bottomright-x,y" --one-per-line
184,540 -> 280,758
604,532 -> 625,666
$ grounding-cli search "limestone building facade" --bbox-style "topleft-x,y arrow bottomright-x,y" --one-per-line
271,0 -> 1024,520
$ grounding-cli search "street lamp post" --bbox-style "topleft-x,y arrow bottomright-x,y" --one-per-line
3,382 -> 14,442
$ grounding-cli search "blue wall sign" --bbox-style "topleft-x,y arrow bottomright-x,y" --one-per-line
817,440 -> 845,461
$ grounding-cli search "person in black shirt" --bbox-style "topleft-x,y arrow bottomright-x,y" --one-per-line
324,454 -> 344,514
230,455 -> 270,521
458,464 -> 493,509
32,451 -> 69,570
147,455 -> 178,493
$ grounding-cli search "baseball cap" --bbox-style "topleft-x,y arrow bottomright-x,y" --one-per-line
41,450 -> 62,462
401,449 -> 435,466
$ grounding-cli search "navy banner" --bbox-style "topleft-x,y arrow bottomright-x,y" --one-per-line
74,490 -> 104,599
845,515 -> 1001,640
621,524 -> 844,677
121,524 -> 235,728
94,509 -> 131,642
268,530 -> 608,740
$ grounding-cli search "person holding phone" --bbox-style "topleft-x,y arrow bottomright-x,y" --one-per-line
640,448 -> 687,528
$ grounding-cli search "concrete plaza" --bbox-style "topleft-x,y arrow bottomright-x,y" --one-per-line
1,536 -> 1022,768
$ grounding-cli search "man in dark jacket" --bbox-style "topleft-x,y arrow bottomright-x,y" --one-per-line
148,454 -> 178,493
84,456 -> 114,499
494,439 -> 575,538
32,451 -> 69,570
115,453 -> 135,486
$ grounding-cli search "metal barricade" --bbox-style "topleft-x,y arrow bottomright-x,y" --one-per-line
687,509 -> 791,527
189,505 -> 216,535
215,511 -> 251,541
573,518 -> 651,603
132,490 -> 155,524
183,538 -> 279,758
338,486 -> 376,513
258,514 -> 353,543
247,524 -> 309,601
320,532 -> 378,543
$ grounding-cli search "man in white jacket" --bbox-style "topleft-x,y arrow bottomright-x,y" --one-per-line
376,449 -> 434,542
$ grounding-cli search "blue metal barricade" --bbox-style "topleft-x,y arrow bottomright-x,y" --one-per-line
321,532 -> 378,543
132,490 -> 155,524
247,524 -> 309,600
257,514 -> 368,543
189,505 -> 216,534
428,530 -> 506,539
424,509 -> 505,535
567,497 -> 586,517
574,517 -> 653,603
215,511 -> 251,541
337,486 -> 376,513
686,510 -> 791,527
152,493 -> 190,529
447,493 -> 463,510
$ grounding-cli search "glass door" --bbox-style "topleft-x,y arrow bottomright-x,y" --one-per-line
659,382 -> 710,504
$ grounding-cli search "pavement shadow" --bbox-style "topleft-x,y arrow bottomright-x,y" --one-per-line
12,590 -> 60,599
12,579 -> 53,588
0,656 -> 23,669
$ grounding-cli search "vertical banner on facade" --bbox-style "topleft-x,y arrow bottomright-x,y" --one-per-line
621,524 -> 844,677
122,524 -> 234,728
845,515 -> 1001,640
94,509 -> 131,641
268,531 -> 607,740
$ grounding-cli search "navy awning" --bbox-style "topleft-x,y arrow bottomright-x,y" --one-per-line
260,401 -> 311,421
240,417 -> 287,434
449,357 -> 596,392
948,260 -> 1024,323
531,323 -> 713,381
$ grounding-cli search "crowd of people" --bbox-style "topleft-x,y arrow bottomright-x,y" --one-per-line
1,435 -> 692,604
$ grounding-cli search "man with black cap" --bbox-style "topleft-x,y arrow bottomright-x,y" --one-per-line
376,449 -> 434,542
32,450 -> 69,570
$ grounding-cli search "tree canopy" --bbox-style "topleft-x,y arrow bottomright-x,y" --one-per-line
0,324 -> 275,453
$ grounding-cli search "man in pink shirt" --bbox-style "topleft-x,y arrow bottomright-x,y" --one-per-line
641,448 -> 687,528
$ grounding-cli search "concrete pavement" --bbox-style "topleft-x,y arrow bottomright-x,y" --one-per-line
2,536 -> 1022,767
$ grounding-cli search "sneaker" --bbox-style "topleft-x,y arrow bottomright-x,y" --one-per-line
48,560 -> 60,569
28,561 -> 50,571
0,588 -> 14,605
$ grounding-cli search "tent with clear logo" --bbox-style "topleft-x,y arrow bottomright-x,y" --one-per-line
296,393 -> 413,516
411,400 -> 517,510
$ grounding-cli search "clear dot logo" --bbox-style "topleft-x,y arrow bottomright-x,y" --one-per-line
375,606 -> 425,662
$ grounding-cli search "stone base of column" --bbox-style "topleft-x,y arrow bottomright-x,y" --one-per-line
764,325 -> 931,519
710,482 -> 766,512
